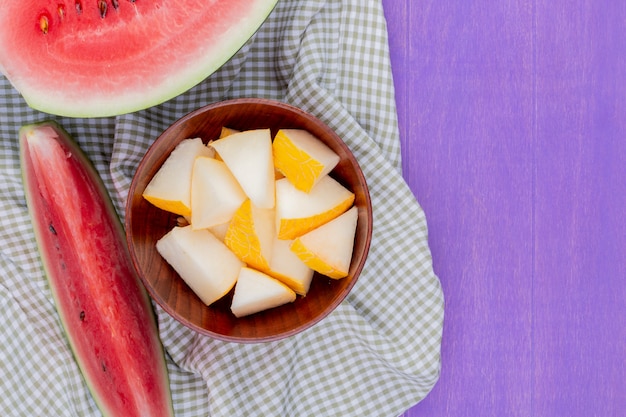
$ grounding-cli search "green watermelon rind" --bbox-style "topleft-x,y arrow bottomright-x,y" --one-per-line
19,121 -> 174,416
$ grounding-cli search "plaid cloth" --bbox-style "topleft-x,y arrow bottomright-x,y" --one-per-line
0,1 -> 444,416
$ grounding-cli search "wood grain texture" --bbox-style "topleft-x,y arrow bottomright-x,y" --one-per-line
381,0 -> 626,416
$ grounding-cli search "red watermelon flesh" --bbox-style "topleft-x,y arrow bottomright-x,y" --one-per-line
20,121 -> 173,417
1,0 -> 278,117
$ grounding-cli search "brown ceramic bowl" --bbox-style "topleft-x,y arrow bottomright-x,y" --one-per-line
125,98 -> 372,343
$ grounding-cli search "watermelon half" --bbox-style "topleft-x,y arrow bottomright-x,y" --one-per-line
0,0 -> 278,117
20,121 -> 174,416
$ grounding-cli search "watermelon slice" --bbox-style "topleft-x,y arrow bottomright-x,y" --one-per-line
0,0 -> 278,117
20,121 -> 174,417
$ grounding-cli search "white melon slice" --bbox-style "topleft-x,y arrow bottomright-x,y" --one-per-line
208,221 -> 230,242
266,237 -> 314,296
143,138 -> 214,217
190,156 -> 247,229
290,206 -> 358,279
156,225 -> 244,306
209,129 -> 275,209
230,267 -> 297,318
273,128 -> 340,192
275,175 -> 354,240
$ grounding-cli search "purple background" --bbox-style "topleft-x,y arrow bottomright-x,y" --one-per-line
381,1 -> 626,416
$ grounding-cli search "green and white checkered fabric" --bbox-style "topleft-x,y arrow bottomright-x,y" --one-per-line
0,1 -> 443,416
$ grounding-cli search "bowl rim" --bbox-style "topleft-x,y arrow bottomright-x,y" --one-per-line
125,97 -> 373,343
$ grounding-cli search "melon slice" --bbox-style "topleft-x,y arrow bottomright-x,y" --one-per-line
156,225 -> 244,306
273,129 -> 340,192
224,199 -> 275,272
275,176 -> 355,240
230,267 -> 297,318
0,0 -> 279,117
190,156 -> 247,229
143,138 -> 214,218
266,238 -> 315,296
208,221 -> 231,242
290,206 -> 359,279
210,129 -> 275,209
19,121 -> 173,417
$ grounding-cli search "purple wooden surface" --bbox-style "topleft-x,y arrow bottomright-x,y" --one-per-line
381,1 -> 626,416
